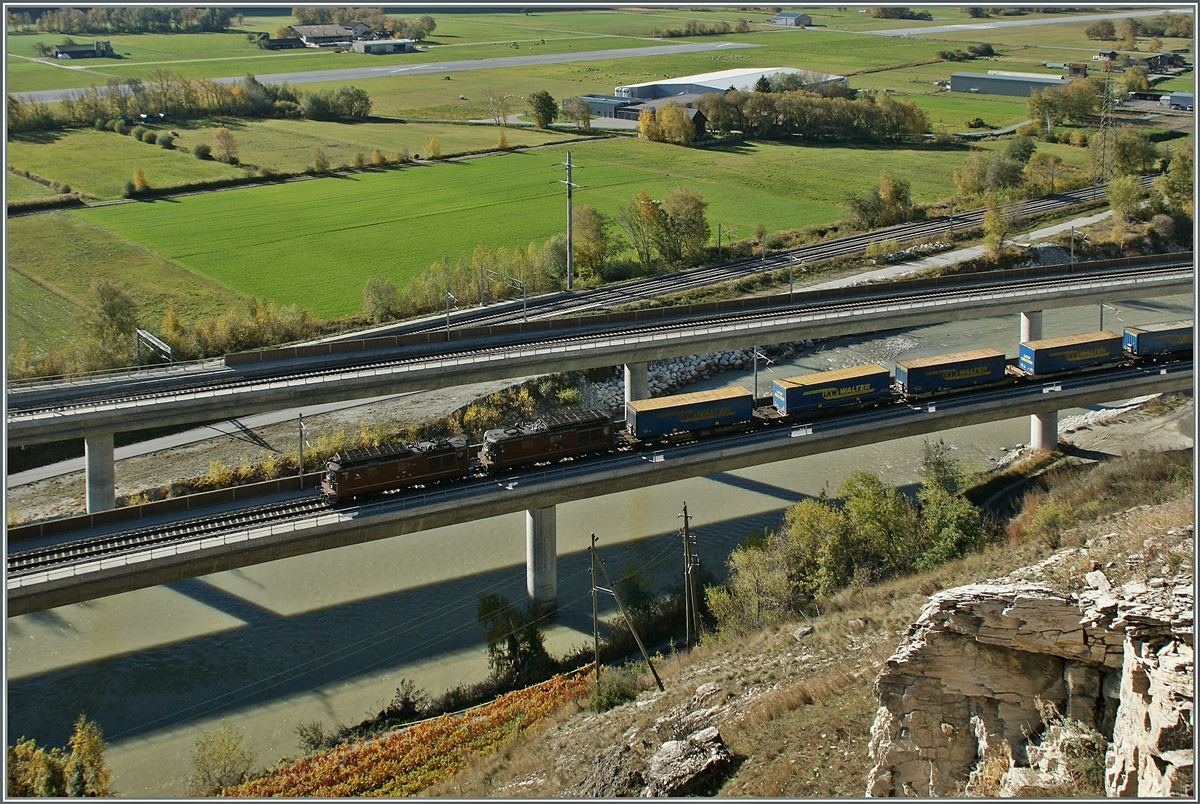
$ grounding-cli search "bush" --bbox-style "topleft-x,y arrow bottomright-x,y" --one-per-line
113,119 -> 128,135
193,143 -> 212,160
1070,130 -> 1088,147
158,132 -> 174,149
94,118 -> 105,130
142,131 -> 157,145
123,179 -> 136,198
1042,129 -> 1059,144
589,665 -> 642,712
130,125 -> 146,140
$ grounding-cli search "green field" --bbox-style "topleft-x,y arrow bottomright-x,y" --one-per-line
70,138 -> 974,318
5,173 -> 60,199
5,121 -> 587,199
6,212 -> 248,352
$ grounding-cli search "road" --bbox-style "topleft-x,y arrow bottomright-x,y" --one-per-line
868,7 -> 1190,37
12,41 -> 758,104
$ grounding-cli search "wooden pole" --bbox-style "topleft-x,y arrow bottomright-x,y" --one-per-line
594,547 -> 664,692
590,532 -> 600,682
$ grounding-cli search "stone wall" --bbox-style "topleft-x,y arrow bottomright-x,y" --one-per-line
866,524 -> 1193,797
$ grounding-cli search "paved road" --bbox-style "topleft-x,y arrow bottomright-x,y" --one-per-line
868,7 -> 1190,37
13,41 -> 758,104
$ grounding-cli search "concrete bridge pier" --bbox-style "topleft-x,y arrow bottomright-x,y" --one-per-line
624,362 -> 648,408
1020,310 -> 1043,343
526,505 -> 557,611
85,432 -> 116,513
1031,410 -> 1059,452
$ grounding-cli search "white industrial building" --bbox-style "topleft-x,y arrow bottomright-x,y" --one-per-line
614,67 -> 846,99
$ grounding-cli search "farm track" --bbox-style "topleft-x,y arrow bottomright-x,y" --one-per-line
6,496 -> 330,576
6,258 -> 1188,419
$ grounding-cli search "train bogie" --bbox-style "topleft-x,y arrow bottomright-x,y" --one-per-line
1123,320 -> 1194,356
1018,331 -> 1122,375
481,409 -> 614,471
772,364 -> 891,415
896,348 -> 1008,395
323,436 -> 471,501
626,386 -> 754,439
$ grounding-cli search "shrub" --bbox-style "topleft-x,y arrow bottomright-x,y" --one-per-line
1071,130 -> 1089,147
589,665 -> 642,712
93,118 -> 105,130
158,132 -> 174,149
1042,129 -> 1059,143
193,143 -> 212,160
556,386 -> 582,406
130,125 -> 146,140
104,119 -> 117,131
123,179 -> 136,198
142,131 -> 157,145
353,151 -> 367,169
310,149 -> 330,173
966,117 -> 987,129
113,119 -> 128,135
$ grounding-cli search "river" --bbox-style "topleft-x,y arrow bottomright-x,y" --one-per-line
5,294 -> 1192,797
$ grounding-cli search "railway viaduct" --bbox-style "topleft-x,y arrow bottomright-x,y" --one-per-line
7,361 -> 1190,616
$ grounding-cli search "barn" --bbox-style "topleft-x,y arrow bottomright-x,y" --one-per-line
352,39 -> 417,54
949,71 -> 1067,98
772,12 -> 812,26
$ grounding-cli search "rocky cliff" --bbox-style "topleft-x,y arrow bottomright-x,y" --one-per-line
866,522 -> 1193,797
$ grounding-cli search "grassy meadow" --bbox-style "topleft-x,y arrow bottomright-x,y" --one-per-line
6,212 -> 249,353
5,120 -> 589,199
68,137 -> 974,318
5,172 -> 59,199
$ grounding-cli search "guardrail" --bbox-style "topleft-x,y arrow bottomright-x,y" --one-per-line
7,472 -> 324,543
224,254 -> 1192,366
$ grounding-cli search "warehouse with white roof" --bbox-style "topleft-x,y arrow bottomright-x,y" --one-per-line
614,67 -> 846,99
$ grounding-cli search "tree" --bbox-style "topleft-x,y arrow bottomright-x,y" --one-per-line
132,166 -> 150,193
484,88 -> 509,126
1120,17 -> 1139,50
1004,134 -> 1037,164
1151,142 -> 1193,216
527,90 -> 558,128
424,135 -> 441,158
704,541 -> 791,636
496,129 -> 508,149
475,592 -> 550,686
655,100 -> 695,145
561,96 -> 591,130
87,279 -> 138,339
362,276 -> 397,323
637,107 -> 660,141
310,149 -> 330,172
1026,152 -> 1064,194
1106,173 -> 1142,221
836,470 -> 921,583
660,186 -> 710,259
1110,126 -> 1158,176
1085,19 -> 1116,40
1149,36 -> 1163,52
186,721 -> 256,796
212,125 -> 237,163
571,205 -> 611,282
753,75 -> 772,93
617,190 -> 661,271
982,200 -> 1018,258
781,496 -> 850,597
65,713 -> 113,797
1121,65 -> 1150,94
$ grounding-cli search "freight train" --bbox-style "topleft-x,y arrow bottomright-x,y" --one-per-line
321,321 -> 1192,501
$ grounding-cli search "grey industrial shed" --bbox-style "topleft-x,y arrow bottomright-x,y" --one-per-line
950,72 -> 1067,98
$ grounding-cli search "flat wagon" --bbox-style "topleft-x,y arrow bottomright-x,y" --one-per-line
896,348 -> 1008,395
1018,331 -> 1122,375
481,409 -> 614,471
323,436 -> 470,500
772,364 -> 891,415
1122,320 -> 1194,356
626,386 -> 754,440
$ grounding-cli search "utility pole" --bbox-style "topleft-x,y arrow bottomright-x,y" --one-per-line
1070,226 -> 1075,266
593,544 -> 664,691
557,151 -> 580,290
717,223 -> 721,261
298,413 -> 310,490
679,503 -> 703,649
508,276 -> 527,322
590,532 -> 600,681
445,289 -> 458,341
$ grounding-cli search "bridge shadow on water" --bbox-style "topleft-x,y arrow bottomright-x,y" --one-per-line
6,500 -> 807,748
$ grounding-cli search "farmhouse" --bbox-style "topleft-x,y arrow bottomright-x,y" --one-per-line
1093,50 -> 1118,62
289,22 -> 375,46
950,71 -> 1067,97
614,67 -> 846,99
352,39 -> 417,54
51,40 -> 114,59
772,12 -> 812,26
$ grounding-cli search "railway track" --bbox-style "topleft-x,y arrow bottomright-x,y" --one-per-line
372,178 -> 1149,335
6,497 -> 330,576
8,260 -> 1190,420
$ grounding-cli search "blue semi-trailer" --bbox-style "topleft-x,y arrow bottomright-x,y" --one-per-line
772,364 -> 891,415
626,386 -> 754,439
1018,331 -> 1122,375
1122,320 -> 1194,356
895,348 -> 1007,395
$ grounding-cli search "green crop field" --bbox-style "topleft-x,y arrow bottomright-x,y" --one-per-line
6,212 -> 248,353
5,121 -> 586,199
70,137 -> 973,319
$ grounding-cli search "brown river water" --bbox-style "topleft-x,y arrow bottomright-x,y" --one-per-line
5,295 -> 1192,796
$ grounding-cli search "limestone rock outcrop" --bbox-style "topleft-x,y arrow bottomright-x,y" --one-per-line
866,524 -> 1193,797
